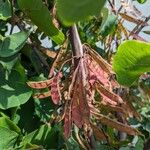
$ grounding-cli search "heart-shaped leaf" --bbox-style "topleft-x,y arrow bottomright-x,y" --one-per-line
0,83 -> 32,109
0,31 -> 29,57
0,64 -> 32,109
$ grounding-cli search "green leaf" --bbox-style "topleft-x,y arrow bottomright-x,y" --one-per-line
9,61 -> 27,83
0,82 -> 32,109
21,44 -> 43,74
119,137 -> 144,150
0,54 -> 19,71
0,116 -> 21,134
145,122 -> 150,132
119,147 -> 130,150
17,100 -> 40,133
65,137 -> 81,150
100,8 -> 117,37
56,0 -> 106,26
0,116 -> 21,149
18,0 -> 64,45
34,98 -> 54,122
0,21 -> 7,36
134,137 -> 144,150
22,143 -> 43,149
0,0 -> 11,20
113,40 -> 150,86
0,31 -> 29,57
0,127 -> 18,149
96,143 -> 115,150
137,0 -> 147,4
22,125 -> 61,149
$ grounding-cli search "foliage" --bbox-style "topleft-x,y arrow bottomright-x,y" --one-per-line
56,0 -> 106,26
0,0 -> 150,149
113,40 -> 150,86
18,0 -> 64,44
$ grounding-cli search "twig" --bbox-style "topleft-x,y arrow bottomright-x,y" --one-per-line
10,0 -> 15,34
135,15 -> 150,34
131,15 -> 150,36
108,0 -> 116,14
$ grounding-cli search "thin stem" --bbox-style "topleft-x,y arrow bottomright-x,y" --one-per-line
10,0 -> 14,34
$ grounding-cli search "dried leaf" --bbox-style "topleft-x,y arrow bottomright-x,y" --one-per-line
40,47 -> 57,58
49,40 -> 68,77
72,67 -> 90,128
139,82 -> 150,101
117,21 -> 129,39
64,102 -> 72,139
122,102 -> 141,120
91,123 -> 107,141
33,91 -> 51,99
50,73 -> 62,104
120,0 -> 142,17
119,13 -> 147,25
96,82 -> 123,104
86,54 -> 110,86
92,111 -> 141,136
72,78 -> 83,128
85,46 -> 112,74
99,103 -> 127,115
27,79 -> 52,89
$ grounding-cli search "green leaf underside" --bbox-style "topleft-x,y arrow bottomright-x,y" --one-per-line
0,0 -> 11,20
113,40 -> 150,86
56,0 -> 106,26
18,0 -> 64,44
0,31 -> 29,57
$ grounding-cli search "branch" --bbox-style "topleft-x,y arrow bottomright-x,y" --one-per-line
69,24 -> 96,150
69,25 -> 83,56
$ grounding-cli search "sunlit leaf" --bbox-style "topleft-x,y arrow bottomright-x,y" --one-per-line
0,116 -> 21,150
113,40 -> 150,86
0,31 -> 29,57
0,83 -> 32,109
